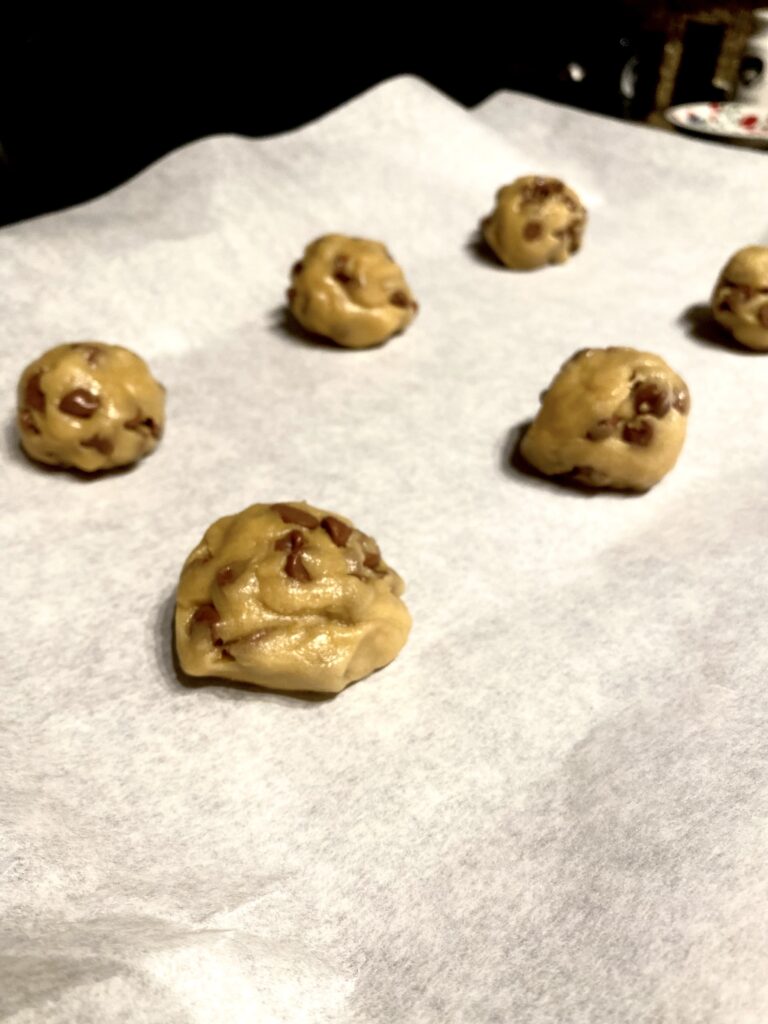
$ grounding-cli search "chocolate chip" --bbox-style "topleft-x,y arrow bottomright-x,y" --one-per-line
275,530 -> 304,552
285,550 -> 311,582
321,515 -> 352,547
193,604 -> 220,624
363,548 -> 381,569
586,419 -> 614,441
673,387 -> 690,415
19,410 -> 40,433
528,178 -> 562,202
759,304 -> 768,328
718,298 -> 733,313
556,222 -> 582,253
59,389 -> 100,418
390,290 -> 410,308
286,287 -> 296,303
271,503 -> 320,528
125,414 -> 160,438
70,343 -> 101,365
291,260 -> 304,276
220,649 -> 236,661
25,372 -> 46,412
333,255 -> 354,284
633,381 -> 671,418
622,420 -> 654,446
216,565 -> 241,586
80,435 -> 114,455
19,411 -> 40,433
523,221 -> 543,241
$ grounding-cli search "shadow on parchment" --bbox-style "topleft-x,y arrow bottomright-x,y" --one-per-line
679,302 -> 762,355
500,419 -> 644,499
464,229 -> 505,269
269,306 -> 342,351
153,588 -> 342,705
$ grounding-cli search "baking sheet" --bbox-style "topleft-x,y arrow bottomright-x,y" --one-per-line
2,76 -> 768,1023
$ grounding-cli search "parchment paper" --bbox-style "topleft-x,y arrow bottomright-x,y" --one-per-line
2,77 -> 768,1024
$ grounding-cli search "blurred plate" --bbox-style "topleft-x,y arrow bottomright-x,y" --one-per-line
664,102 -> 768,146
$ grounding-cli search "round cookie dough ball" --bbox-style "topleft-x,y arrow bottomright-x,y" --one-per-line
287,234 -> 418,348
482,175 -> 587,270
17,342 -> 165,472
520,347 -> 690,492
711,246 -> 768,350
175,502 -> 412,693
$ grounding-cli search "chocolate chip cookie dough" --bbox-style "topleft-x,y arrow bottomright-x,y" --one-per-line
287,234 -> 418,348
482,175 -> 586,270
175,502 -> 412,693
521,347 -> 690,491
711,246 -> 768,351
17,342 -> 165,472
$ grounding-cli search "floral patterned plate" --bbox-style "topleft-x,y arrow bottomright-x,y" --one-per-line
664,102 -> 768,146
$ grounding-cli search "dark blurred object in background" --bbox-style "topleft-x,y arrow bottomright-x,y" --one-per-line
0,4 -> 763,228
671,20 -> 728,104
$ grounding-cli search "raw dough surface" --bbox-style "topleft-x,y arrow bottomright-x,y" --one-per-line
17,342 -> 165,472
287,234 -> 418,348
711,245 -> 768,351
482,175 -> 586,270
521,347 -> 690,492
175,502 -> 411,693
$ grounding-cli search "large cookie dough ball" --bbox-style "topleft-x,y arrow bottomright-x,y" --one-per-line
287,234 -> 418,348
711,246 -> 768,350
520,347 -> 690,492
175,502 -> 412,693
17,342 -> 165,472
482,175 -> 587,270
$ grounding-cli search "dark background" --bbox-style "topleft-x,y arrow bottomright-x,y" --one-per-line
0,6 -> 759,227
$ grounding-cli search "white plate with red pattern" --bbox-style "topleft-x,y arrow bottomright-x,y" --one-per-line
665,102 -> 768,146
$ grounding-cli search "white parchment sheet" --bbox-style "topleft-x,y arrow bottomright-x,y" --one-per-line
2,77 -> 768,1024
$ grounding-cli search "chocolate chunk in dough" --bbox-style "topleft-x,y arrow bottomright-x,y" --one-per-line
712,246 -> 768,351
175,502 -> 411,693
482,175 -> 587,270
16,342 -> 165,472
287,234 -> 418,348
520,347 -> 690,491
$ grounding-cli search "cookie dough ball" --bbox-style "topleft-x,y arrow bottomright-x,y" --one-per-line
287,234 -> 418,348
482,175 -> 587,270
175,502 -> 412,693
711,246 -> 768,350
520,347 -> 690,492
17,342 -> 165,472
